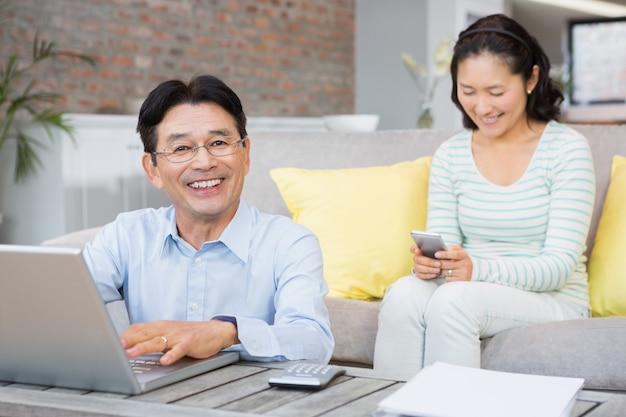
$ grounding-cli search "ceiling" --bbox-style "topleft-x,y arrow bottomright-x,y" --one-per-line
510,0 -> 626,21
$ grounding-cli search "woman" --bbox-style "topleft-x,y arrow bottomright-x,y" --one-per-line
374,14 -> 595,379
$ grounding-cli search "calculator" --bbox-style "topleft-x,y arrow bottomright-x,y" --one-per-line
268,363 -> 346,389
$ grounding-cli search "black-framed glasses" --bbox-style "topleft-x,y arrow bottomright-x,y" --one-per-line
152,137 -> 246,163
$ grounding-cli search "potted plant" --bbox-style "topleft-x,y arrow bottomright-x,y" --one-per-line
401,37 -> 453,129
0,3 -> 96,183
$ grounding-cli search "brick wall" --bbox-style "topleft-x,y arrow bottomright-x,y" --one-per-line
0,0 -> 354,116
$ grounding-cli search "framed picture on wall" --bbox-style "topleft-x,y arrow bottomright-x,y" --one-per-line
568,16 -> 626,105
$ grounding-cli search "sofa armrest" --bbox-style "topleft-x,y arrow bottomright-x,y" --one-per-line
41,228 -> 129,336
482,317 -> 626,391
41,227 -> 102,249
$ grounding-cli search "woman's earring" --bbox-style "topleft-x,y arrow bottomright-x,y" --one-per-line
527,90 -> 533,95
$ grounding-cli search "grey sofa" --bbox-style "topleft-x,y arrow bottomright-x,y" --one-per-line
43,125 -> 626,390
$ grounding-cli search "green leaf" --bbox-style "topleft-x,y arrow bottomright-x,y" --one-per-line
13,131 -> 44,183
0,23 -> 96,183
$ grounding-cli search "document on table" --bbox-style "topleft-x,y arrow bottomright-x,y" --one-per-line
377,362 -> 584,417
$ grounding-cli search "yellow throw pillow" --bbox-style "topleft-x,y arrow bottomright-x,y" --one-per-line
588,155 -> 626,316
270,157 -> 432,300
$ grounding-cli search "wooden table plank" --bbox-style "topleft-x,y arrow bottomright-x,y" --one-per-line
321,382 -> 404,417
130,364 -> 265,404
572,398 -> 602,417
178,368 -> 278,408
265,376 -> 396,417
584,392 -> 626,417
45,386 -> 89,395
85,390 -> 129,400
2,382 -> 48,391
220,374 -> 352,414
0,386 -> 260,417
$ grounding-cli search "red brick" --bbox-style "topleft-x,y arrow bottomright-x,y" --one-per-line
1,0 -> 355,116
111,55 -> 133,66
255,17 -> 269,29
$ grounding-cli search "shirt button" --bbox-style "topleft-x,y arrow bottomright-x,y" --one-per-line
252,341 -> 259,350
195,257 -> 202,264
190,303 -> 199,311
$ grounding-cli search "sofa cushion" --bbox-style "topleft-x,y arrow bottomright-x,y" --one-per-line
481,317 -> 626,391
270,157 -> 432,300
587,155 -> 626,317
325,296 -> 379,366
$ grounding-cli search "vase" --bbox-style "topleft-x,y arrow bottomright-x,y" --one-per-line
417,102 -> 433,129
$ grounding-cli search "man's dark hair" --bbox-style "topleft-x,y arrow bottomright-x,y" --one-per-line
137,75 -> 247,163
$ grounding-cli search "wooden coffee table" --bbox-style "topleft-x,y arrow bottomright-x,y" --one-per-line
0,362 -> 622,416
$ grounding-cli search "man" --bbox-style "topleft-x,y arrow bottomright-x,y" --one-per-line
83,75 -> 334,365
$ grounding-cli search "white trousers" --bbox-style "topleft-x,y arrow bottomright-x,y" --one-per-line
373,275 -> 589,380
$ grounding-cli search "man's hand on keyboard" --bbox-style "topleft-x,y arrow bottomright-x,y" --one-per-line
120,319 -> 239,366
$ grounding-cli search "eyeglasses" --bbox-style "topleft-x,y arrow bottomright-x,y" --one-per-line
152,137 -> 246,163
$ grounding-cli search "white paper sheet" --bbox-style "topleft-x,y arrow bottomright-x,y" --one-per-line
377,362 -> 584,417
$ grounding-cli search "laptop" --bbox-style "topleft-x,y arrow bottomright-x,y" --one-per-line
0,244 -> 239,394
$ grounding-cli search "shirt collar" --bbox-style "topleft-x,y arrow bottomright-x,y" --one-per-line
159,206 -> 180,257
159,202 -> 252,262
217,201 -> 252,263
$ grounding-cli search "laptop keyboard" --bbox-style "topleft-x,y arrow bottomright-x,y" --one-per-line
129,358 -> 163,374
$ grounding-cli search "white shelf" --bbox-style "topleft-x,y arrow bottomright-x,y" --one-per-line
563,104 -> 626,124
0,114 -> 328,244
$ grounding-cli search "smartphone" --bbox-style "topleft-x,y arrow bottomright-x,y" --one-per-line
410,231 -> 447,259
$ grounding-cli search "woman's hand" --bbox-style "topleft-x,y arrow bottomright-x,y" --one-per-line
411,244 -> 473,282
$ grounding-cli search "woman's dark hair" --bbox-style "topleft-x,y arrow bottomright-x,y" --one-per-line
451,14 -> 563,129
137,74 -> 247,164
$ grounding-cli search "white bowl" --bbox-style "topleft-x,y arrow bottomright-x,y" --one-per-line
323,114 -> 380,132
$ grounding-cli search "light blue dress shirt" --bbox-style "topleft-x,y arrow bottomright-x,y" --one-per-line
82,201 -> 334,363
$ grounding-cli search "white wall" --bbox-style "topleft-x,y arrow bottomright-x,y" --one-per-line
355,0 -> 506,130
0,127 -> 66,245
355,0 -> 429,130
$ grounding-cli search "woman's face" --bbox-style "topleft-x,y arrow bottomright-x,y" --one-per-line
456,52 -> 538,140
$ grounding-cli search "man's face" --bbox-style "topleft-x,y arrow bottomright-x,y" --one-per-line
143,102 -> 250,227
